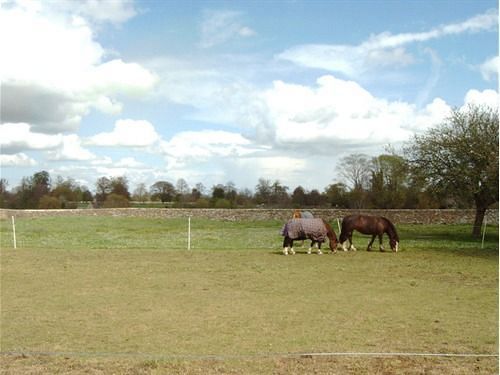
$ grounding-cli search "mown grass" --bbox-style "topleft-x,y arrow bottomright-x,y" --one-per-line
0,216 -> 498,374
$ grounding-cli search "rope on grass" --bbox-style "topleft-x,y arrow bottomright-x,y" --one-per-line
1,350 -> 498,360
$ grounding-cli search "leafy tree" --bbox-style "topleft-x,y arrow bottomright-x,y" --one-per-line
270,180 -> 289,205
150,181 -> 176,202
324,183 -> 349,208
255,178 -> 272,205
305,189 -> 324,206
0,178 -> 10,208
51,177 -> 85,208
405,104 -> 499,236
291,186 -> 306,206
95,177 -> 112,205
110,176 -> 131,199
211,184 -> 226,200
368,154 -> 408,208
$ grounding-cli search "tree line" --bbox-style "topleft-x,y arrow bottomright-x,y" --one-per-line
0,105 -> 497,236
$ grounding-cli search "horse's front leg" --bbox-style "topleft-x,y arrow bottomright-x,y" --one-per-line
317,241 -> 323,255
307,240 -> 321,254
378,234 -> 385,252
367,235 -> 376,251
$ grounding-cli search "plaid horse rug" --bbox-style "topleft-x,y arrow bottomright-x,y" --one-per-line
280,218 -> 328,242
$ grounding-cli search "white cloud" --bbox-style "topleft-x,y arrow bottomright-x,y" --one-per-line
0,3 -> 157,133
61,0 -> 138,25
199,9 -> 256,48
0,153 -> 37,167
160,130 -> 256,167
261,75 -> 449,147
0,123 -> 62,153
278,9 -> 498,77
479,56 -> 499,81
48,135 -> 96,161
115,157 -> 145,168
87,119 -> 160,147
464,89 -> 499,108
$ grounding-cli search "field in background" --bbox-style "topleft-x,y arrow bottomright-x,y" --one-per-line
0,217 -> 498,373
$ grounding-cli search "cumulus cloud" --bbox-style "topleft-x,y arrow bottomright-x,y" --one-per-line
278,9 -> 498,77
0,123 -> 62,153
0,153 -> 37,167
0,2 -> 157,134
261,75 -> 449,148
479,56 -> 499,81
87,119 -> 160,147
464,89 -> 499,108
47,135 -> 96,161
199,9 -> 256,48
1,83 -> 85,133
160,130 -> 256,167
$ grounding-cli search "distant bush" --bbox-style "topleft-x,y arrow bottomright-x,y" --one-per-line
103,194 -> 130,208
214,198 -> 231,208
194,198 -> 210,208
38,195 -> 61,209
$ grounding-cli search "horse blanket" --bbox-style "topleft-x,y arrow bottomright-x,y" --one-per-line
281,218 -> 327,242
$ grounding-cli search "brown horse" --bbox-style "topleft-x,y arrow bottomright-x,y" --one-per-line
339,215 -> 399,252
281,218 -> 338,255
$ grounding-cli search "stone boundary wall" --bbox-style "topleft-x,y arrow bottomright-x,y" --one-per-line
0,208 -> 498,225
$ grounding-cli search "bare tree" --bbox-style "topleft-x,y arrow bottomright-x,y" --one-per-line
337,153 -> 371,190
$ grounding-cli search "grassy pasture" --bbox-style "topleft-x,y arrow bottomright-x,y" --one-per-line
0,216 -> 498,374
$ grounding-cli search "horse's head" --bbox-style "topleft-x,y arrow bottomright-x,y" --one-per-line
389,238 -> 399,252
322,219 -> 338,252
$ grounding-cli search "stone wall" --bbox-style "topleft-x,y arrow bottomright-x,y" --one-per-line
0,208 -> 498,224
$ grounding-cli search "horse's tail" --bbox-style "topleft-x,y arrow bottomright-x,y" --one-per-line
322,219 -> 338,251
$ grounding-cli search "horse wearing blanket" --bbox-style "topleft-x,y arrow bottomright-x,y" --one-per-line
281,218 -> 338,255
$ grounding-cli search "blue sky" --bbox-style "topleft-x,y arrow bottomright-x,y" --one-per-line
1,0 -> 498,194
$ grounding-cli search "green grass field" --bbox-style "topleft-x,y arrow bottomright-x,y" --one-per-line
0,216 -> 498,374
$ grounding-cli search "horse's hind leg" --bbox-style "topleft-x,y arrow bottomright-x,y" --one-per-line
348,233 -> 357,251
367,235 -> 376,251
283,237 -> 295,255
340,232 -> 356,251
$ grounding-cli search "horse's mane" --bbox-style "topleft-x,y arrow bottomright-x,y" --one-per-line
382,217 -> 399,241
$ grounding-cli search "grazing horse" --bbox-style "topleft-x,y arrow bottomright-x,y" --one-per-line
281,218 -> 338,255
339,215 -> 399,252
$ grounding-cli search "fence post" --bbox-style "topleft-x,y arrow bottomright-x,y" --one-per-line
188,216 -> 191,250
11,216 -> 17,249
